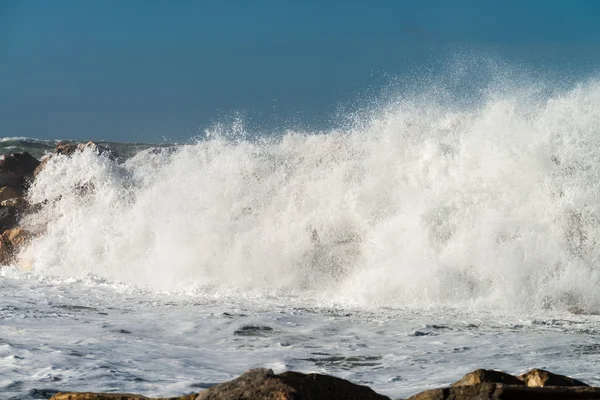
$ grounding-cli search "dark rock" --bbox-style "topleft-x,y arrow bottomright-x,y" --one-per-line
28,388 -> 60,399
234,325 -> 274,336
0,186 -> 25,202
452,369 -> 524,386
0,206 -> 18,232
0,152 -> 40,187
407,382 -> 600,400
1,197 -> 28,209
196,368 -> 390,400
518,369 -> 589,387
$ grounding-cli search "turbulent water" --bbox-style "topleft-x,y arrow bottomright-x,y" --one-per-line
3,72 -> 600,399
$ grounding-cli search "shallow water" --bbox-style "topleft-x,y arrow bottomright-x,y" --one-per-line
2,269 -> 600,399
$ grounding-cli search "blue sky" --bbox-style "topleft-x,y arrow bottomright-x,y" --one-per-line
1,1 -> 600,142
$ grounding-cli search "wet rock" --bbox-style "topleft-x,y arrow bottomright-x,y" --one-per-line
0,206 -> 18,232
518,368 -> 589,387
452,369 -> 524,386
234,325 -> 274,336
0,227 -> 30,265
53,141 -> 113,158
410,368 -> 595,399
408,383 -> 600,400
0,152 -> 40,187
34,141 -> 116,178
50,393 -> 197,399
196,368 -> 390,400
1,196 -> 28,209
0,186 -> 25,202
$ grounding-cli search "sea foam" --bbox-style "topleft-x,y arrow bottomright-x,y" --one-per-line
18,71 -> 600,313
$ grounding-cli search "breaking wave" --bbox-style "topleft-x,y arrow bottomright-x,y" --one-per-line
14,63 -> 600,313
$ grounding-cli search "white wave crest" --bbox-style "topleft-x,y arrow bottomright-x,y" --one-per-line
18,75 -> 600,312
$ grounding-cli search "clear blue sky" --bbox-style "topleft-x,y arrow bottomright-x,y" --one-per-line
1,0 -> 600,143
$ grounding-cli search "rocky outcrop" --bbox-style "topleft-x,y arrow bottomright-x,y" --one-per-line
44,368 -> 600,400
196,368 -> 390,400
0,152 -> 40,187
50,370 -> 391,400
0,141 -> 115,267
34,141 -> 115,178
450,368 -> 589,389
452,369 -> 524,386
518,368 -> 589,387
409,368 -> 596,399
0,153 -> 38,266
407,383 -> 600,400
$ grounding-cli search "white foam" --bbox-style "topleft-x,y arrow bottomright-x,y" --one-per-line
15,76 -> 600,313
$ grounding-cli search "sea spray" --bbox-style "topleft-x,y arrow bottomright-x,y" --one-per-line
17,78 -> 600,312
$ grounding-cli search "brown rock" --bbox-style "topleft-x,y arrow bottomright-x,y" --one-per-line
0,227 -> 30,265
6,227 -> 30,246
0,152 -> 40,187
0,186 -> 25,202
196,368 -> 390,400
50,393 -> 197,400
33,157 -> 51,178
34,141 -> 116,178
49,141 -> 113,158
452,369 -> 524,386
518,368 -> 589,387
408,382 -> 600,400
1,196 -> 28,209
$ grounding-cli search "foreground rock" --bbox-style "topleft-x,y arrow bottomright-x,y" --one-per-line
408,383 -> 600,400
409,368 -> 596,399
451,369 -> 524,386
46,367 -> 600,400
196,368 -> 390,400
50,369 -> 390,400
518,368 -> 589,387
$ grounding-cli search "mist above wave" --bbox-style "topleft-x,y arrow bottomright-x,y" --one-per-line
16,71 -> 600,312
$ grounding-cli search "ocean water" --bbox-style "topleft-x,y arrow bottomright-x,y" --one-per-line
3,67 -> 600,399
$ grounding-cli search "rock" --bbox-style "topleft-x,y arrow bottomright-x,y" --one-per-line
6,226 -> 30,246
0,227 -> 30,265
50,393 -> 197,400
518,368 -> 589,387
0,186 -> 25,202
0,206 -> 18,232
34,141 -> 116,178
0,152 -> 40,187
52,141 -> 113,158
195,368 -> 390,400
408,382 -> 600,400
452,369 -> 524,386
1,196 -> 28,209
